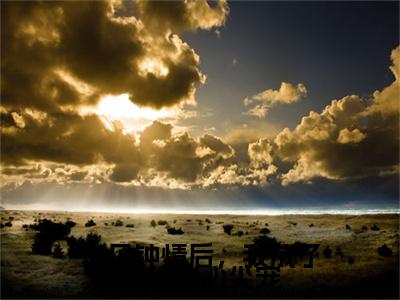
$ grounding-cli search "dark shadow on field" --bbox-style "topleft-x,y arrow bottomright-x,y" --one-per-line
1,218 -> 399,299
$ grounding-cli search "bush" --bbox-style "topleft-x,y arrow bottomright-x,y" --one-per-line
4,222 -> 12,227
237,230 -> 244,237
31,219 -> 73,255
67,233 -> 103,259
377,244 -> 392,257
309,223 -> 314,227
362,226 -> 368,231
222,224 -> 234,235
206,225 -> 210,231
85,220 -> 96,227
33,219 -> 72,239
335,247 -> 344,258
288,221 -> 297,226
126,224 -> 134,228
348,256 -> 355,264
371,224 -> 380,231
157,220 -> 168,226
205,218 -> 211,223
323,246 -> 332,258
65,220 -> 76,228
245,235 -> 282,267
150,220 -> 157,227
259,228 -> 271,235
32,234 -> 54,255
345,224 -> 351,230
52,243 -> 64,258
167,227 -> 184,235
114,220 -> 123,227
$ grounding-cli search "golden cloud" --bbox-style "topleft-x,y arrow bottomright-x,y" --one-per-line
243,82 -> 307,118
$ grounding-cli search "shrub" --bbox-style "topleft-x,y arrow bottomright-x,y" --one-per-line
237,230 -> 244,237
150,220 -> 157,227
22,224 -> 29,229
223,224 -> 234,235
158,220 -> 168,226
205,218 -> 211,223
167,227 -> 184,235
309,223 -> 314,227
345,224 -> 351,230
323,246 -> 332,258
65,220 -> 76,228
32,234 -> 54,255
371,224 -> 380,231
0,224 -> 4,228
67,236 -> 87,258
288,221 -> 297,226
4,222 -> 12,227
245,235 -> 282,267
259,228 -> 271,235
52,243 -> 64,258
67,233 -> 102,258
31,219 -> 73,255
126,224 -> 134,228
114,220 -> 123,227
362,226 -> 368,231
335,247 -> 344,258
85,220 -> 96,227
32,219 -> 72,239
206,225 -> 210,231
67,233 -> 103,259
377,244 -> 392,257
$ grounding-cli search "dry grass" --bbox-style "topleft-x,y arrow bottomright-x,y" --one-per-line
1,210 -> 399,298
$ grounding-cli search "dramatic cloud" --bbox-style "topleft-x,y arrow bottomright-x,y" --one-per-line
0,0 -> 234,189
270,47 -> 400,185
1,0 -> 228,111
244,82 -> 307,118
0,0 -> 398,196
135,0 -> 229,34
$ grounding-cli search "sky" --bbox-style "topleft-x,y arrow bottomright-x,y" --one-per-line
1,1 -> 399,212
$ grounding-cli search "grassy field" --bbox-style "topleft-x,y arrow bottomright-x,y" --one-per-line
1,210 -> 399,298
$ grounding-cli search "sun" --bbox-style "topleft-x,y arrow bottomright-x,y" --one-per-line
86,94 -> 177,132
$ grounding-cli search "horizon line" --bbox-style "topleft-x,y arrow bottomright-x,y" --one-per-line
1,206 -> 399,216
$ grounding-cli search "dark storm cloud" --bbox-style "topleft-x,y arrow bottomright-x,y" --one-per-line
0,0 -> 232,186
1,110 -> 141,166
0,0 -> 398,193
1,0 -> 228,111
